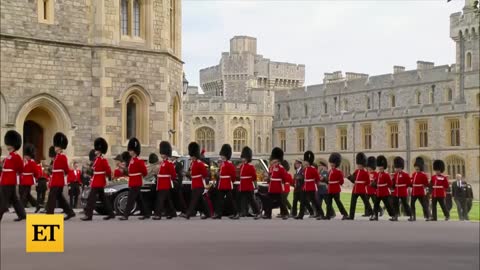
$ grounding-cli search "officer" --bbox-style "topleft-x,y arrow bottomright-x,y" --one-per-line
347,152 -> 373,220
35,146 -> 55,213
81,138 -> 115,221
171,150 -> 187,213
68,161 -> 82,208
295,151 -> 324,220
429,160 -> 450,221
0,130 -> 26,222
119,137 -> 149,220
409,157 -> 430,221
291,158 -> 314,217
325,152 -> 349,220
452,174 -> 470,221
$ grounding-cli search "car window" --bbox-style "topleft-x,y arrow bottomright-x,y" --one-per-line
252,159 -> 267,182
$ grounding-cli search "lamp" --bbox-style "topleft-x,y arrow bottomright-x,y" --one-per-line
182,73 -> 189,95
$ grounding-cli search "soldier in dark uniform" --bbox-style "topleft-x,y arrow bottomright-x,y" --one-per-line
452,174 -> 471,221
35,146 -> 55,213
170,150 -> 187,213
291,158 -> 313,217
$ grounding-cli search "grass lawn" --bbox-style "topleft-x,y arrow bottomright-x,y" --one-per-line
287,192 -> 479,221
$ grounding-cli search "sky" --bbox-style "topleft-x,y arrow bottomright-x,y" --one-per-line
182,0 -> 465,88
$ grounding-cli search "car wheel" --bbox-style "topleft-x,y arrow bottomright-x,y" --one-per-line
253,194 -> 263,214
113,190 -> 136,216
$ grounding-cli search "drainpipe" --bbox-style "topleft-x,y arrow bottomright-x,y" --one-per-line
405,117 -> 411,172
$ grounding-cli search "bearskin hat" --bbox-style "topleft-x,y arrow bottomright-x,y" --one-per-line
393,156 -> 404,169
414,157 -> 425,171
23,143 -> 35,159
53,132 -> 68,150
94,137 -> 108,154
367,156 -> 376,170
304,151 -> 315,165
88,149 -> 96,162
240,146 -> 253,162
356,152 -> 367,166
114,154 -> 123,162
121,151 -> 131,165
328,152 -> 342,167
4,130 -> 22,151
376,155 -> 388,169
433,160 -> 445,173
219,144 -> 232,160
188,142 -> 201,158
48,146 -> 56,158
148,153 -> 159,164
127,137 -> 141,156
159,141 -> 172,157
269,147 -> 284,162
281,160 -> 290,171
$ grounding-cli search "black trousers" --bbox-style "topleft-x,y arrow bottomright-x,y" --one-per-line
46,186 -> 74,215
292,191 -> 314,216
174,184 -> 187,213
215,190 -> 237,216
455,198 -> 469,220
349,193 -> 373,219
299,191 -> 324,218
124,187 -> 149,218
411,195 -> 429,219
318,192 -> 335,217
432,197 -> 450,220
154,190 -> 176,217
186,188 -> 211,217
84,187 -> 114,218
36,179 -> 47,206
393,196 -> 412,217
19,185 -> 37,207
373,196 -> 394,218
283,192 -> 292,210
264,193 -> 288,218
364,194 -> 376,216
239,191 -> 259,215
68,182 -> 80,208
326,193 -> 348,217
0,185 -> 26,220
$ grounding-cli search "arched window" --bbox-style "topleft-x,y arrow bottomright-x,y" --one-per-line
233,127 -> 247,152
323,102 -> 328,114
196,127 -> 215,152
445,155 -> 466,178
37,0 -> 54,23
126,97 -> 137,139
257,137 -> 262,153
477,93 -> 480,107
416,92 -> 422,105
133,0 -> 141,37
342,99 -> 348,111
429,86 -> 435,104
446,88 -> 453,102
340,159 -> 351,176
287,105 -> 291,118
122,87 -> 150,143
304,104 -> 308,117
366,97 -> 371,110
390,94 -> 396,108
466,52 -> 472,70
121,0 -> 129,35
265,137 -> 270,153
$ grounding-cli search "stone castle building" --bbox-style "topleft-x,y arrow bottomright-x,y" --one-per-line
182,36 -> 304,156
0,0 -> 184,161
273,0 -> 480,197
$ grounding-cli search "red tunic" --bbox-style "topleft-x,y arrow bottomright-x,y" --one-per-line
20,159 -> 40,186
36,163 -> 44,179
239,162 -> 256,192
114,168 -> 124,178
217,160 -> 236,191
327,168 -> 344,194
303,166 -> 320,192
91,156 -> 112,188
49,153 -> 70,187
367,171 -> 377,195
128,157 -> 147,188
0,151 -> 23,186
156,160 -> 177,190
268,163 -> 287,194
375,171 -> 392,197
431,174 -> 449,198
411,171 -> 429,197
352,169 -> 369,194
67,169 -> 82,184
393,171 -> 411,197
283,173 -> 293,193
190,159 -> 208,189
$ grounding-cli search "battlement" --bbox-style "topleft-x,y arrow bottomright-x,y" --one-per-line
417,61 -> 435,70
230,36 -> 257,55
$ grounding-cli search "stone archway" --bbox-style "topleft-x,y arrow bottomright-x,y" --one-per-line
15,94 -> 72,160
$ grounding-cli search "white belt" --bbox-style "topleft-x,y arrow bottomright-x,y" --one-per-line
433,186 -> 444,189
129,173 -> 142,176
2,169 -> 14,172
94,171 -> 106,175
220,176 -> 230,179
378,183 -> 388,187
240,176 -> 251,179
305,179 -> 315,182
52,169 -> 64,173
52,170 -> 67,185
413,184 -> 424,187
157,174 -> 171,178
396,184 -> 406,187
270,178 -> 282,181
329,181 -> 339,184
22,173 -> 34,176
191,175 -> 202,178
356,181 -> 366,184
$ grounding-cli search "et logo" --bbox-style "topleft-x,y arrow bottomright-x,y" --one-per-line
26,214 -> 64,253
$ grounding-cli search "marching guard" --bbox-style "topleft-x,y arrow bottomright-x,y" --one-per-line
238,146 -> 261,219
347,152 -> 373,220
263,147 -> 289,220
19,144 -> 40,208
430,160 -> 450,221
153,141 -> 177,220
82,138 -> 115,221
295,151 -> 324,220
325,152 -> 349,220
370,155 -> 394,221
391,157 -> 412,221
68,161 -> 82,208
409,157 -> 430,221
0,130 -> 26,222
45,132 -> 76,220
180,142 -> 211,219
365,156 -> 378,217
214,144 -> 238,219
120,137 -> 149,220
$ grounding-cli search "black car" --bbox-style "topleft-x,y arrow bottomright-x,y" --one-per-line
80,155 -> 279,216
